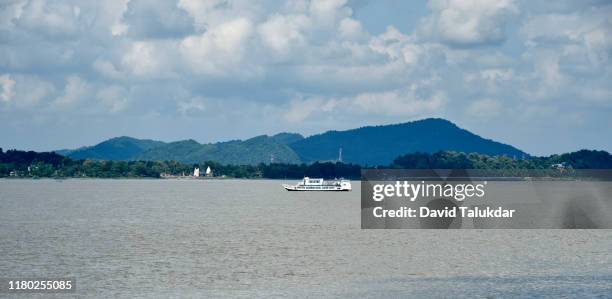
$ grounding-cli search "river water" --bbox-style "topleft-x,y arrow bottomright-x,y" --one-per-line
1,179 -> 611,298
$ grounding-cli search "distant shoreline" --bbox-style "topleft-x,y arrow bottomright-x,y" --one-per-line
0,177 -> 309,181
3,148 -> 611,180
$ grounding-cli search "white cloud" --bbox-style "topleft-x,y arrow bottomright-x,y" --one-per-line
0,74 -> 16,103
350,89 -> 446,117
13,76 -> 55,108
122,41 -> 164,77
480,68 -> 514,82
16,0 -> 82,38
521,9 -> 612,67
465,68 -> 516,93
122,0 -> 194,38
0,0 -> 26,30
258,14 -> 310,54
369,26 -> 412,59
529,12 -> 609,41
338,18 -> 365,40
179,17 -> 254,76
0,74 -> 55,109
96,85 -> 128,113
55,75 -> 90,106
584,27 -> 612,66
177,97 -> 206,116
284,96 -> 326,123
517,6 -> 612,104
465,98 -> 503,119
309,0 -> 350,24
420,0 -> 518,46
284,88 -> 446,123
177,0 -> 270,32
0,0 -> 610,154
92,59 -> 124,80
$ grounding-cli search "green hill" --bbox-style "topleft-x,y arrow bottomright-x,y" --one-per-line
56,118 -> 530,166
136,135 -> 301,164
271,133 -> 304,144
60,136 -> 165,161
288,118 -> 528,165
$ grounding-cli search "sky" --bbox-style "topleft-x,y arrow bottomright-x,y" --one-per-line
0,0 -> 611,156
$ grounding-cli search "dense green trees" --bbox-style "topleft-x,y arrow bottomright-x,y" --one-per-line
0,148 -> 360,179
391,150 -> 612,169
550,150 -> 612,169
1,147 -> 611,179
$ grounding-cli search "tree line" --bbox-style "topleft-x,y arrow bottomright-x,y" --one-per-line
0,148 -> 361,179
1,147 -> 611,179
391,150 -> 612,169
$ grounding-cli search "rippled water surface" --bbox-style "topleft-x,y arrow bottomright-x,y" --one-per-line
1,179 -> 611,298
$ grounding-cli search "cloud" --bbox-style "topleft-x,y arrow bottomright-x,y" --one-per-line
258,14 -> 310,54
309,0 -> 352,25
338,17 -> 365,40
0,74 -> 15,103
284,97 -> 322,123
121,41 -> 165,77
55,75 -> 90,106
521,8 -> 612,66
518,5 -> 612,103
122,0 -> 194,38
92,58 -> 124,80
284,88 -> 446,123
16,0 -> 82,38
0,0 -> 26,30
0,74 -> 55,109
465,98 -> 503,119
0,0 -> 610,155
179,17 -> 255,76
419,0 -> 518,46
350,89 -> 446,116
177,96 -> 206,116
465,68 -> 516,94
96,85 -> 128,113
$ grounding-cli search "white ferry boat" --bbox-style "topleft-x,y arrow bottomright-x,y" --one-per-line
283,177 -> 352,191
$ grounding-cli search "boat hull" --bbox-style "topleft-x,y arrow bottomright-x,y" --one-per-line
283,184 -> 351,191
